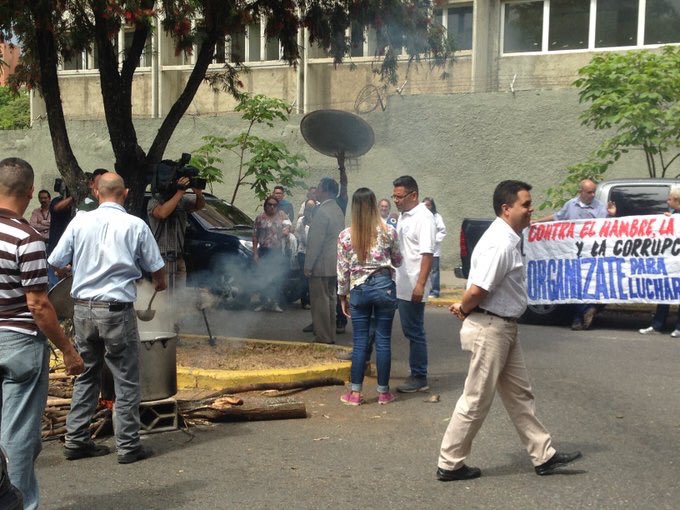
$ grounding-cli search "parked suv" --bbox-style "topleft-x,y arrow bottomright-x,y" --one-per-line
144,192 -> 303,307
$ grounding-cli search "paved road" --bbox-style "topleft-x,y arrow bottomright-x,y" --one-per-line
38,305 -> 679,509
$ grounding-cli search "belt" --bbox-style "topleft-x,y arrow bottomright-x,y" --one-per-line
473,307 -> 517,322
73,299 -> 133,312
367,267 -> 392,279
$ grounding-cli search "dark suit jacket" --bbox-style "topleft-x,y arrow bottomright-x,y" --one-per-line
304,199 -> 344,277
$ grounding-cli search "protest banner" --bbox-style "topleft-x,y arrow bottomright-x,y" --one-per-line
524,214 -> 680,304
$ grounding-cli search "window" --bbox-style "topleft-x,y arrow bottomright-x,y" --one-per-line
124,30 -> 152,67
595,0 -> 638,48
504,1 -> 543,53
62,51 -> 85,71
645,0 -> 680,44
248,23 -> 262,61
448,5 -> 474,51
502,0 -> 680,54
434,3 -> 474,51
548,0 -> 589,51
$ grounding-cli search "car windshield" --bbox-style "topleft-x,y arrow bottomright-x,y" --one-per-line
193,197 -> 254,229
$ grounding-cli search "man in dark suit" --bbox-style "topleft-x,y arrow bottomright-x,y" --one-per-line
304,177 -> 345,344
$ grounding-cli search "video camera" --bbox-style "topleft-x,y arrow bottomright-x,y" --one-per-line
53,178 -> 69,197
151,153 -> 207,197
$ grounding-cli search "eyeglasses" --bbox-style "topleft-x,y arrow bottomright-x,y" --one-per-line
265,202 -> 278,207
392,191 -> 415,201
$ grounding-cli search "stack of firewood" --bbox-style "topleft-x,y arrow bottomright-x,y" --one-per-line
42,368 -> 111,440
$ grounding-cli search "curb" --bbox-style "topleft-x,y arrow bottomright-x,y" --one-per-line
177,335 -> 351,392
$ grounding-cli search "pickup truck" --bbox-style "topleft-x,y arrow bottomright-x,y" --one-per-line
454,178 -> 680,323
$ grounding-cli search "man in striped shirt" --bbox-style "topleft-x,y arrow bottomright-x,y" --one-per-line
0,157 -> 84,510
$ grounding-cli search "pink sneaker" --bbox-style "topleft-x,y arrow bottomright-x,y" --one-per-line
378,391 -> 396,405
340,391 -> 363,406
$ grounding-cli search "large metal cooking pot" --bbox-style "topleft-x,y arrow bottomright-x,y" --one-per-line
138,331 -> 177,402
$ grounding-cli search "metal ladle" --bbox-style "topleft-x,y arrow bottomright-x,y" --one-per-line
136,290 -> 158,321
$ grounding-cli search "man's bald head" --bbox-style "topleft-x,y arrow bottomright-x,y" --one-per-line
96,172 -> 127,203
578,179 -> 597,205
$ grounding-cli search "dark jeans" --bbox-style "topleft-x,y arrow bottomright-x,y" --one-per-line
297,253 -> 310,306
398,299 -> 428,379
349,273 -> 397,392
430,256 -> 440,296
651,304 -> 680,331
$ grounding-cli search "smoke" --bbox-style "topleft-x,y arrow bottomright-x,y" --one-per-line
135,251 -> 305,337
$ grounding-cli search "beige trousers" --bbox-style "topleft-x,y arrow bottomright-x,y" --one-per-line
309,276 -> 337,343
438,313 -> 556,470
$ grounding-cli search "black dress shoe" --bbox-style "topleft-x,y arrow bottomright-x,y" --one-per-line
436,465 -> 481,481
302,323 -> 314,333
64,442 -> 110,461
535,451 -> 582,475
118,445 -> 153,465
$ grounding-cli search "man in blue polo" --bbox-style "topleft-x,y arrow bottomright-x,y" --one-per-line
534,178 -> 615,330
49,172 -> 166,464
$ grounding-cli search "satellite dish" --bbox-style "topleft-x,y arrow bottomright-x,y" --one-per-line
300,109 -> 374,158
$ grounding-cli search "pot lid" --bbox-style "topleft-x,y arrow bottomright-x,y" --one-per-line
48,275 -> 74,320
300,109 -> 375,158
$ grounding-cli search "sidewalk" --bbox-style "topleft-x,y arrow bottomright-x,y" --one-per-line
429,269 -> 464,306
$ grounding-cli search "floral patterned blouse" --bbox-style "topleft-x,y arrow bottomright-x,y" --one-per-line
254,211 -> 287,249
337,224 -> 402,295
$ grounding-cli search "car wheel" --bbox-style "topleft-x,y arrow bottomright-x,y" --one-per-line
208,254 -> 252,309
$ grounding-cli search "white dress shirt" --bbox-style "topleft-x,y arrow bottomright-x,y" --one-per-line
395,202 -> 436,301
467,217 -> 527,318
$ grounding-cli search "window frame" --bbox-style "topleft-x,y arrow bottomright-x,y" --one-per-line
500,0 -> 680,56
434,2 -> 474,54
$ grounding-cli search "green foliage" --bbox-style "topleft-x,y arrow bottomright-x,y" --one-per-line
542,46 -> 680,210
190,94 -> 307,205
0,86 -> 30,130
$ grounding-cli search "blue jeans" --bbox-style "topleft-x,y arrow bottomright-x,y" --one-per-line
430,257 -> 440,296
398,299 -> 428,379
68,304 -> 142,455
0,330 -> 50,510
349,273 -> 397,392
651,304 -> 680,331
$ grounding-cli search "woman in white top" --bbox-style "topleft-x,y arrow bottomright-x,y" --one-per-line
423,197 -> 447,298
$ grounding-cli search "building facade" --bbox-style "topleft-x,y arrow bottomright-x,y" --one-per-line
30,0 -> 680,120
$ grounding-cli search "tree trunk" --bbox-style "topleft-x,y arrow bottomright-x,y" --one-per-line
31,4 -> 87,201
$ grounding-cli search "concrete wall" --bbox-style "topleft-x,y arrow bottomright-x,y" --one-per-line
0,89 -> 646,270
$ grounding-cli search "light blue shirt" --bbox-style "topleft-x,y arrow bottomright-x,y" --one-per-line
48,202 -> 165,302
554,196 -> 608,220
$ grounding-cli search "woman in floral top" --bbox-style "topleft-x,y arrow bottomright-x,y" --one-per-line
253,195 -> 288,312
337,188 -> 402,406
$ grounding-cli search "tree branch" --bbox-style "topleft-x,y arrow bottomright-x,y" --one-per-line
147,32 -> 218,163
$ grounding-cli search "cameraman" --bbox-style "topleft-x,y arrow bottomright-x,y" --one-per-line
147,176 -> 205,290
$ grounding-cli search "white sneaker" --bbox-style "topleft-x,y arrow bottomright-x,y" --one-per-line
638,326 -> 660,335
271,304 -> 283,313
670,329 -> 680,338
253,305 -> 264,312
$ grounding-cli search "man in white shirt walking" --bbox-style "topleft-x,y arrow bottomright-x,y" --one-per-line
437,180 -> 581,481
392,176 -> 436,393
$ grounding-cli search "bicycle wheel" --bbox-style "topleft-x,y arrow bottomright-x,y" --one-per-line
354,85 -> 381,114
